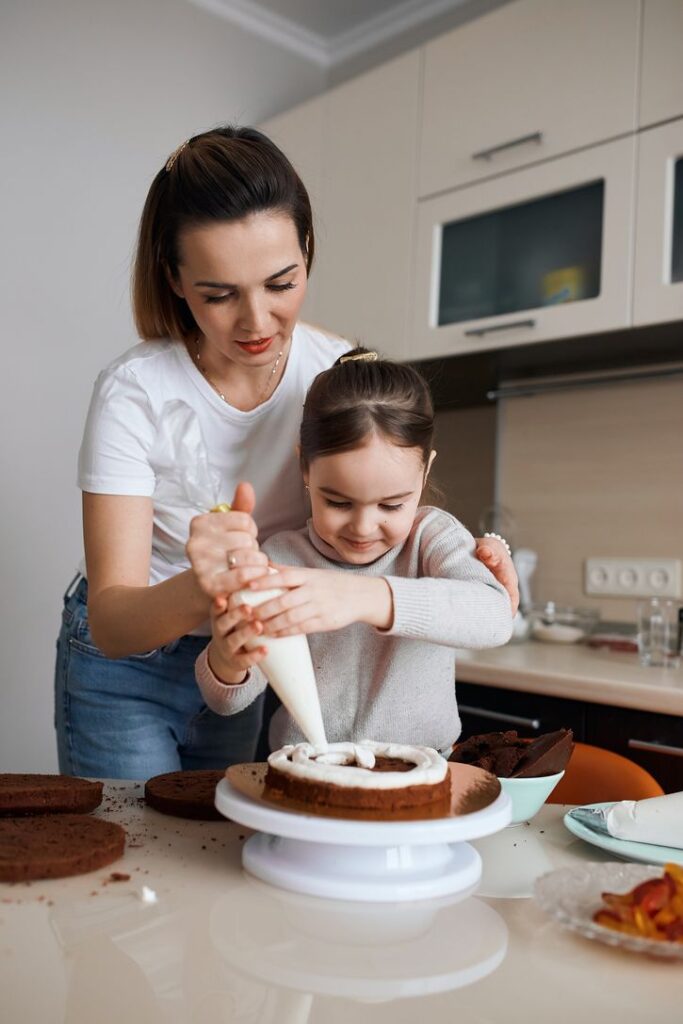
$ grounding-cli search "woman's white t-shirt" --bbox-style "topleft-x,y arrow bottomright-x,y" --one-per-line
78,323 -> 349,595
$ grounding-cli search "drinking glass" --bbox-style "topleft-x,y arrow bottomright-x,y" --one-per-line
637,598 -> 681,669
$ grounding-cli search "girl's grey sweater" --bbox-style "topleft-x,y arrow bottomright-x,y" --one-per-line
195,506 -> 513,753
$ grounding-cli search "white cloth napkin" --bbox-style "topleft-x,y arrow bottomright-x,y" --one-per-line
570,791 -> 683,849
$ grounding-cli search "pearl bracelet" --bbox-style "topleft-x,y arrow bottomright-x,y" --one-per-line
483,532 -> 512,556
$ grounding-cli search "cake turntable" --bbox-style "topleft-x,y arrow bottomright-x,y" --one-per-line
215,762 -> 511,902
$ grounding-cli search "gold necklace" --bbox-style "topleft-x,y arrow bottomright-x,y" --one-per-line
193,338 -> 285,405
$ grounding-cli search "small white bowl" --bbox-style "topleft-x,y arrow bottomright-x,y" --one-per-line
498,771 -> 565,825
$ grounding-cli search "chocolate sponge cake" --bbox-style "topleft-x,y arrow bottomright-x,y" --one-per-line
145,770 -> 226,821
0,775 -> 103,816
0,814 -> 125,882
265,741 -> 451,817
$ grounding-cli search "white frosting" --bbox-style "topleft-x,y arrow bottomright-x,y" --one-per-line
267,741 -> 448,789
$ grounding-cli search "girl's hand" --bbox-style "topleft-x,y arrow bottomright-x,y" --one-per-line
474,537 -> 519,614
207,597 -> 269,684
186,482 -> 270,598
235,566 -> 394,636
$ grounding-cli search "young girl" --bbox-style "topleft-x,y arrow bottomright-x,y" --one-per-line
194,350 -> 514,755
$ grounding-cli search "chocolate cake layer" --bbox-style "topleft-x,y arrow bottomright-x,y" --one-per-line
0,775 -> 103,816
145,770 -> 226,821
0,814 -> 125,882
265,757 -> 451,813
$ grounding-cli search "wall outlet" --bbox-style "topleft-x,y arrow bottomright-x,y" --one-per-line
584,558 -> 682,599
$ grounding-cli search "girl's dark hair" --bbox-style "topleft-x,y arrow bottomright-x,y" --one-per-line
300,348 -> 435,470
132,125 -> 314,341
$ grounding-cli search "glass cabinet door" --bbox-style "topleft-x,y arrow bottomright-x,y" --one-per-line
438,182 -> 604,326
634,121 -> 683,327
414,137 -> 634,358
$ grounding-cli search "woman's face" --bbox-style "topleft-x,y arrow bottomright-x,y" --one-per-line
172,211 -> 307,368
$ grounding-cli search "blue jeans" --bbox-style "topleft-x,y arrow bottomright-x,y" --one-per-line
54,576 -> 264,780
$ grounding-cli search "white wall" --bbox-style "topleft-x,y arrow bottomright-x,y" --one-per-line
0,0 -> 326,770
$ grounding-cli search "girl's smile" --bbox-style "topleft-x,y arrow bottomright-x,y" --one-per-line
304,433 -> 434,565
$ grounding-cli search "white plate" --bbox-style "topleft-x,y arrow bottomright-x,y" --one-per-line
534,862 -> 683,959
563,802 -> 683,866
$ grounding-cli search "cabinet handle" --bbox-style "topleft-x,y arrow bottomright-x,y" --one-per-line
472,131 -> 543,161
628,738 -> 683,759
459,704 -> 541,730
464,318 -> 536,338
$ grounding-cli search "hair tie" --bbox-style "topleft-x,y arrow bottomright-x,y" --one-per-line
339,350 -> 378,364
165,140 -> 189,173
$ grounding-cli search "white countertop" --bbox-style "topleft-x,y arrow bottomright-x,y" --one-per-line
1,781 -> 680,1023
456,640 -> 683,716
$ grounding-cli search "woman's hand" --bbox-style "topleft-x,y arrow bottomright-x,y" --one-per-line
186,482 -> 270,599
207,597 -> 269,684
235,566 -> 394,636
474,537 -> 519,614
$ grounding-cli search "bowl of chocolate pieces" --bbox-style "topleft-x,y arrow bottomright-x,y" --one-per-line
450,729 -> 574,825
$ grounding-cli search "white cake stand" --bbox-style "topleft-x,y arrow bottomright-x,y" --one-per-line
215,764 -> 511,902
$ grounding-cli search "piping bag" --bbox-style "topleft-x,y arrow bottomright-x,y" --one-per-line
158,401 -> 328,750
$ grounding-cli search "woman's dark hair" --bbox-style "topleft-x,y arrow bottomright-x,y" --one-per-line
132,125 -> 314,342
300,348 -> 435,471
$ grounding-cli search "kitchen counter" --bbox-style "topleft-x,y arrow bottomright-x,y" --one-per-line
1,780 -> 680,1023
456,640 -> 683,716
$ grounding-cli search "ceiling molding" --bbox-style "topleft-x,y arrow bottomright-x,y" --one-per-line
189,0 -> 470,68
330,0 -> 470,66
188,0 -> 331,66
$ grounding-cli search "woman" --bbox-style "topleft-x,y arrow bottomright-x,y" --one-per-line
55,125 -> 517,780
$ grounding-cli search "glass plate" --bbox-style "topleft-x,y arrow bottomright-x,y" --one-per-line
533,862 -> 683,959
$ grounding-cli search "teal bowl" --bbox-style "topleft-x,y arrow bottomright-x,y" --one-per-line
498,771 -> 565,825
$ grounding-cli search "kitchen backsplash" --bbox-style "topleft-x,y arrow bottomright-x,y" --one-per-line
495,374 -> 683,622
432,404 -> 497,536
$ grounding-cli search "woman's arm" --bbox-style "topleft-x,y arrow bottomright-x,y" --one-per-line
84,493 -> 209,657
474,536 -> 519,614
84,487 -> 268,658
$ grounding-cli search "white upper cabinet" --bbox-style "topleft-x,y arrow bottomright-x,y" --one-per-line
633,119 -> 683,325
314,52 -> 419,361
418,0 -> 640,198
639,0 -> 683,128
261,97 -> 326,326
413,136 -> 636,359
261,53 -> 419,359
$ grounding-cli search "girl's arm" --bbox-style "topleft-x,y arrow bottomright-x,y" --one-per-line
84,490 -> 268,658
243,513 -> 512,648
194,598 -> 269,716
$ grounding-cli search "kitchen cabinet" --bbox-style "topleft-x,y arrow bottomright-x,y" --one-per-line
457,681 -> 587,740
633,118 -> 683,325
457,681 -> 683,793
313,51 -> 419,361
261,96 -> 326,326
639,0 -> 683,128
262,52 -> 419,361
586,703 -> 683,795
418,0 -> 639,198
413,137 -> 635,358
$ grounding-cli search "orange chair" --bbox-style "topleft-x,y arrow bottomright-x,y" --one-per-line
547,742 -> 664,804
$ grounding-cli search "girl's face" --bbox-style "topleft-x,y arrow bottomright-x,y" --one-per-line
304,432 -> 433,565
171,211 -> 307,368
